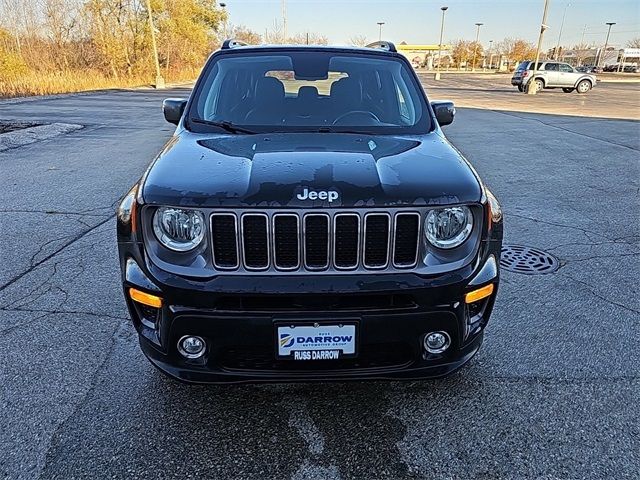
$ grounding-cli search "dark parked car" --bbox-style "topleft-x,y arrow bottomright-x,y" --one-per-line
117,40 -> 503,383
576,65 -> 603,74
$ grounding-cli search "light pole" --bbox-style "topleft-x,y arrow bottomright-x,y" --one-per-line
554,2 -> 570,60
219,3 -> 227,39
282,0 -> 287,43
488,39 -> 494,69
377,22 -> 385,41
471,22 -> 483,71
145,0 -> 164,88
434,6 -> 448,80
527,0 -> 550,94
598,22 -> 616,68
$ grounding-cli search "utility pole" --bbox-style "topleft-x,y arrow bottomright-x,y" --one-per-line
555,2 -> 569,60
282,0 -> 287,43
527,0 -> 550,95
471,22 -> 483,71
488,39 -> 494,69
598,22 -> 615,68
377,22 -> 385,41
434,6 -> 448,80
219,3 -> 228,39
145,0 -> 164,89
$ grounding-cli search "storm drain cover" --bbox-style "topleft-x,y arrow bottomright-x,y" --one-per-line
500,245 -> 559,275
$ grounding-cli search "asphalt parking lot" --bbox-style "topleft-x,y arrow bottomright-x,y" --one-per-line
1,75 -> 639,479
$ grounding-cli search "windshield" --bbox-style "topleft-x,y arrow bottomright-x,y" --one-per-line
187,50 -> 431,134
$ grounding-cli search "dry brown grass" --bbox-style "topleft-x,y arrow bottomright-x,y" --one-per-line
0,67 -> 200,98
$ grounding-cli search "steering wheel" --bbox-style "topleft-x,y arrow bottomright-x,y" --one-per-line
332,110 -> 381,126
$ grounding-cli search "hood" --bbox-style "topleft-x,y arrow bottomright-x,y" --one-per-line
141,132 -> 482,208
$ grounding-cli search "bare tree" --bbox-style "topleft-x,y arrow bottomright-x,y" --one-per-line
289,31 -> 328,45
264,20 -> 284,44
44,0 -> 81,68
349,34 -> 368,47
626,37 -> 640,48
230,25 -> 262,45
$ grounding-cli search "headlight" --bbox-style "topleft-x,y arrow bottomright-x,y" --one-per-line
486,189 -> 502,223
425,206 -> 473,249
117,186 -> 137,225
153,207 -> 205,252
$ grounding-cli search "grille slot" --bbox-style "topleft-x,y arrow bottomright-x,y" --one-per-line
393,213 -> 420,267
211,214 -> 239,269
334,214 -> 360,269
210,210 -> 422,273
304,214 -> 330,270
273,214 -> 300,270
364,213 -> 390,268
241,214 -> 269,270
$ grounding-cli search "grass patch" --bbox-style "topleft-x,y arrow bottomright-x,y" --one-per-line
0,68 -> 200,98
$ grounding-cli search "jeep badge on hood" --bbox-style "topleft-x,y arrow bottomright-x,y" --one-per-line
296,187 -> 339,202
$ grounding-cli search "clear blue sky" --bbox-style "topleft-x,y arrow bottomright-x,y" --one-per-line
223,0 -> 640,48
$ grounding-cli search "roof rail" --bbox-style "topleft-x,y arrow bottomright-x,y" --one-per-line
365,41 -> 397,53
221,39 -> 249,49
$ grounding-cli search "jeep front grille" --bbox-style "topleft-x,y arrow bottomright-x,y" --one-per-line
210,210 -> 421,273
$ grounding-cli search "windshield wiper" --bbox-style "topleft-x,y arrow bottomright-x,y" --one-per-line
190,119 -> 257,134
315,126 -> 364,134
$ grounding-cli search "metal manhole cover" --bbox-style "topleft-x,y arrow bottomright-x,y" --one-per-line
500,245 -> 559,275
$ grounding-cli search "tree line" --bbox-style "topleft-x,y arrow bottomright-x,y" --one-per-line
0,0 -> 322,97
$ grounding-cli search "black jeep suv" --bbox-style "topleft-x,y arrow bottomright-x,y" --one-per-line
117,40 -> 503,383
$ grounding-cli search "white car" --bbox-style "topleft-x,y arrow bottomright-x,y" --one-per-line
511,61 -> 597,94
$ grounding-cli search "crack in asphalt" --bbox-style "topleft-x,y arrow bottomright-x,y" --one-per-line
546,239 -> 639,252
37,320 -> 127,480
1,263 -> 60,310
0,307 -> 129,324
508,212 -> 615,243
0,310 -> 51,336
0,214 -> 114,293
493,110 -> 640,151
559,272 -> 640,316
0,208 -> 111,217
564,252 -> 640,263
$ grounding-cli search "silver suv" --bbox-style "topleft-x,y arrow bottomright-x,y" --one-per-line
511,61 -> 596,94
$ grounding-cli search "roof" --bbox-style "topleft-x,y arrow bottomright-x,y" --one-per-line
219,39 -> 398,55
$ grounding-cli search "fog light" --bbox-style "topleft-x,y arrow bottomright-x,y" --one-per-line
178,335 -> 206,359
423,331 -> 451,354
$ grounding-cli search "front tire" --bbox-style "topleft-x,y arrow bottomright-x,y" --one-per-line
576,79 -> 592,94
562,87 -> 574,93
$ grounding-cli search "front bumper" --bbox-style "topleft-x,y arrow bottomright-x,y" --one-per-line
119,234 -> 501,384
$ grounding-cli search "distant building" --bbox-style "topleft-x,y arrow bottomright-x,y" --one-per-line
562,46 -> 636,67
618,48 -> 640,66
396,43 -> 452,69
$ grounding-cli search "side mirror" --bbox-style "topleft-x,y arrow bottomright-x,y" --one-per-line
431,101 -> 455,127
163,98 -> 187,125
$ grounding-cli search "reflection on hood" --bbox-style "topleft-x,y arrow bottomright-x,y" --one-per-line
142,132 -> 481,208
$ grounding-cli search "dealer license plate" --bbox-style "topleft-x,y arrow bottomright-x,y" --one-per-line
276,324 -> 356,360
